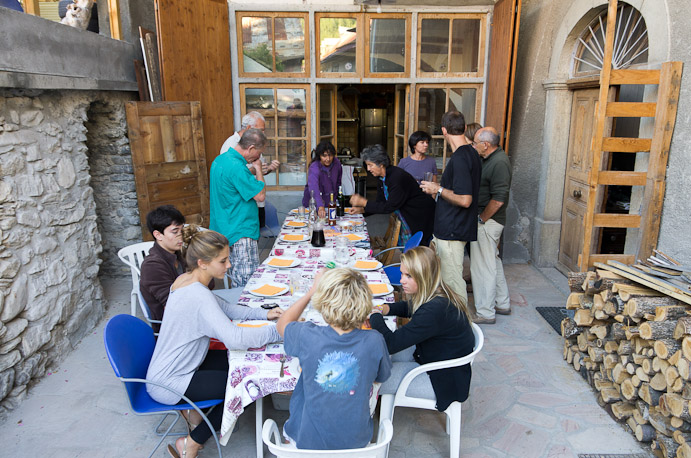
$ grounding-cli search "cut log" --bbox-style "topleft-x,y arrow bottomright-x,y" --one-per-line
667,366 -> 681,387
642,358 -> 655,375
678,358 -> 691,381
656,339 -> 682,360
605,340 -> 620,353
651,372 -> 668,391
617,284 -> 665,301
574,308 -> 595,326
605,296 -> 627,316
613,363 -> 629,384
626,326 -> 641,340
657,432 -> 679,457
594,378 -> 614,390
626,299 -> 660,318
673,430 -> 691,445
640,321 -> 677,340
659,393 -> 672,416
640,383 -> 663,406
604,353 -> 619,369
671,377 -> 684,394
578,294 -> 594,309
561,318 -> 584,339
612,323 -> 629,341
626,362 -> 638,375
582,271 -> 598,295
591,324 -> 608,340
667,393 -> 691,422
654,356 -> 671,373
568,272 -> 588,293
577,333 -> 590,352
670,350 -> 682,366
632,374 -> 642,387
655,305 -> 687,322
627,295 -> 680,312
601,387 -> 621,403
682,336 -> 691,361
675,317 -> 691,340
636,366 -> 651,382
678,443 -> 691,458
622,378 -> 638,401
636,424 -> 656,442
612,401 -> 636,420
633,353 -> 648,365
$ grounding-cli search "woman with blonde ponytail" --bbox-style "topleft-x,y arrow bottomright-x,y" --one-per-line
369,246 -> 475,411
146,225 -> 282,458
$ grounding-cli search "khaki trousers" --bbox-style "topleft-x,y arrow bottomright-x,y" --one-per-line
470,219 -> 510,319
433,237 -> 468,305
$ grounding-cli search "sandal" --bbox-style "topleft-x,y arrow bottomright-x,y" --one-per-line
167,436 -> 199,458
181,409 -> 201,433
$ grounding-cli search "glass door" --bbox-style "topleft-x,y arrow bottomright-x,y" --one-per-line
393,84 -> 409,165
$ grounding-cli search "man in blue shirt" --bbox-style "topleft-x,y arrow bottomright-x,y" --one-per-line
210,129 -> 267,287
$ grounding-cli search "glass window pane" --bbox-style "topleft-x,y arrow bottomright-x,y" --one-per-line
277,140 -> 307,185
396,89 -> 405,136
275,17 -> 306,73
420,19 -> 449,72
450,19 -> 480,73
448,88 -> 477,124
263,140 -> 277,186
319,89 -> 333,137
428,138 -> 445,171
277,89 -> 306,138
416,88 -> 447,135
242,17 -> 273,72
369,19 -> 406,73
320,18 -> 357,73
244,88 -> 275,137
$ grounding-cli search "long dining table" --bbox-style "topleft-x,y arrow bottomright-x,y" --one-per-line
217,210 -> 396,457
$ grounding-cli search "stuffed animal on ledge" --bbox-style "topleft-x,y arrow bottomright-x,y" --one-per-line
60,0 -> 94,30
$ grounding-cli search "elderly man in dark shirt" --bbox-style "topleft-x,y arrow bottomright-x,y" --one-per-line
139,205 -> 188,332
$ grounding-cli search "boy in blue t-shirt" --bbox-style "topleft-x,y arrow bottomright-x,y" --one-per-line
276,268 -> 392,450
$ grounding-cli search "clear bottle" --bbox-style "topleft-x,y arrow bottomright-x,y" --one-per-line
328,193 -> 337,225
336,185 -> 345,217
308,190 -> 317,222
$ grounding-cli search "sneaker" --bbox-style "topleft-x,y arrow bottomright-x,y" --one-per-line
474,316 -> 496,324
495,307 -> 511,315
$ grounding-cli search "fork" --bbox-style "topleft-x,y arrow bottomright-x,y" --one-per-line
279,355 -> 286,378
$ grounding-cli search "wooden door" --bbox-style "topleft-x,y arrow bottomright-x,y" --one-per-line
393,84 -> 409,165
126,101 -> 210,241
484,0 -> 521,152
558,89 -> 599,271
155,0 -> 233,175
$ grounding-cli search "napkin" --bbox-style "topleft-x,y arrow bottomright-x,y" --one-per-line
251,284 -> 286,296
283,234 -> 305,241
354,260 -> 380,270
345,234 -> 365,242
268,258 -> 294,267
285,221 -> 306,227
368,284 -> 390,295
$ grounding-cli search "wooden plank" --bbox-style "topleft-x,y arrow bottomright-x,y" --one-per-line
602,137 -> 652,153
605,102 -> 657,118
107,0 -> 122,40
588,254 -> 635,267
579,0 -> 618,271
594,262 -> 691,306
147,177 -> 199,202
159,115 -> 176,162
144,161 -> 199,182
592,213 -> 641,228
638,61 -> 683,259
173,116 -> 195,161
133,59 -> 150,102
24,0 -> 40,15
598,171 -> 647,186
135,102 -> 192,117
610,69 -> 661,85
610,261 -> 691,297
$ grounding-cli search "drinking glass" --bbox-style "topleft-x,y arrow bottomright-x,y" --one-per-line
298,206 -> 306,221
424,171 -> 435,183
334,236 -> 350,266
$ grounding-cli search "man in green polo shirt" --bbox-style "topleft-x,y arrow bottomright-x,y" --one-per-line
210,128 -> 267,287
470,127 -> 512,324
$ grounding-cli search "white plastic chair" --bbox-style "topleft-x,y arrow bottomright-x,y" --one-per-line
379,323 -> 484,458
117,241 -> 155,316
262,418 -> 393,458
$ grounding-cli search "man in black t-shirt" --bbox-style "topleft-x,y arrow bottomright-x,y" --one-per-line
420,111 -> 481,312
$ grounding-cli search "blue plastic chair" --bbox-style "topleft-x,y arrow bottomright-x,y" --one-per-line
377,231 -> 423,286
136,287 -> 162,335
103,314 -> 223,458
260,201 -> 281,238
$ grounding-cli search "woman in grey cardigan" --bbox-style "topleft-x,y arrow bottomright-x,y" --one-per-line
146,226 -> 282,458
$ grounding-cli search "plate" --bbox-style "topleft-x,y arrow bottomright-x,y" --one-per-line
266,257 -> 302,269
352,260 -> 382,271
368,283 -> 394,297
280,234 -> 309,243
248,282 -> 289,297
284,221 -> 307,228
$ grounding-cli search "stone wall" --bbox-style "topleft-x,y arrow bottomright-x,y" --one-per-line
0,88 -> 136,417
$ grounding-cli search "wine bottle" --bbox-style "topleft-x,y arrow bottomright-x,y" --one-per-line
337,185 -> 345,217
328,193 -> 337,225
308,189 -> 317,221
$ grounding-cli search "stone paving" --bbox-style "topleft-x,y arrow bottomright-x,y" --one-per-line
0,265 -> 652,457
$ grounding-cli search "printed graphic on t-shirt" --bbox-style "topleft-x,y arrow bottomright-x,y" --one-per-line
314,351 -> 360,394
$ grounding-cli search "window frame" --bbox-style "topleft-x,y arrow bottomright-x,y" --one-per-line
414,83 -> 483,170
315,12 -> 364,78
236,12 -> 310,78
364,13 -> 411,78
239,83 -> 312,190
416,13 -> 487,78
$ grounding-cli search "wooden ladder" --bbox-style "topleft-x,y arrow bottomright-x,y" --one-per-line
578,0 -> 683,271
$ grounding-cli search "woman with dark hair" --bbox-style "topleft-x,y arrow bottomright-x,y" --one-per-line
398,130 -> 437,183
369,246 -> 475,411
348,144 -> 435,244
464,122 -> 483,146
302,140 -> 343,218
146,226 -> 282,458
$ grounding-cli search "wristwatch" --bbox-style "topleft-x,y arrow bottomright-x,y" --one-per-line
436,186 -> 444,201
478,216 -> 485,224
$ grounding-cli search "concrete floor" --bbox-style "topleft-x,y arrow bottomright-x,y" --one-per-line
0,226 -> 651,457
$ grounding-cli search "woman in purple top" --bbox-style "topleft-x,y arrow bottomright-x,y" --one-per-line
397,131 -> 438,183
302,141 -> 342,218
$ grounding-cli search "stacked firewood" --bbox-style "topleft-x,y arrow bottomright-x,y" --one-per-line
562,268 -> 691,458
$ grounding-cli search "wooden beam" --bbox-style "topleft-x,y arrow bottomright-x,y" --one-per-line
610,69 -> 661,85
602,137 -> 652,153
596,261 -> 691,305
23,0 -> 40,15
588,254 -> 635,267
593,213 -> 641,228
598,171 -> 647,186
108,0 -> 122,40
605,102 -> 657,118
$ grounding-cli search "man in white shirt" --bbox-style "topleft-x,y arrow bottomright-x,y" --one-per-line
220,111 -> 279,227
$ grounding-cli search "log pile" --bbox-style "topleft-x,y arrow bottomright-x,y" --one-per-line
562,258 -> 691,458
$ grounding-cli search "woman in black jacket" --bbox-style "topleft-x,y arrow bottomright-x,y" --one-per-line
348,144 -> 435,244
369,246 -> 475,411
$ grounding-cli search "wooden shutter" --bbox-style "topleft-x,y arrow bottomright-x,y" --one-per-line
155,0 -> 233,174
484,0 -> 521,152
126,101 -> 210,241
